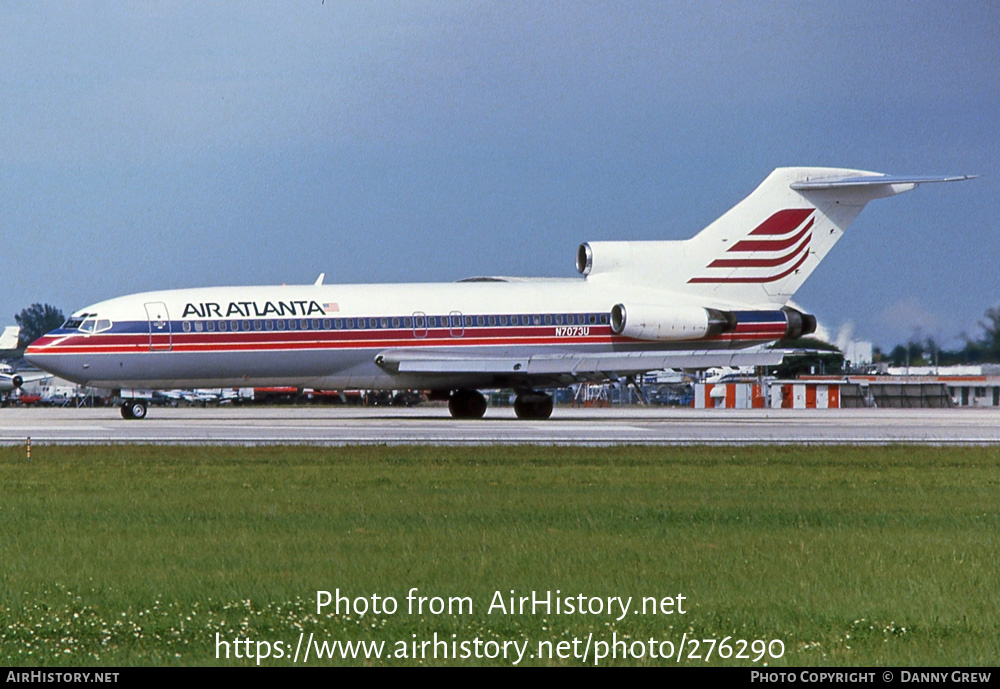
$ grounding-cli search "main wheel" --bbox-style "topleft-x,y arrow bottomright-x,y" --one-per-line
120,399 -> 148,420
448,390 -> 487,419
514,391 -> 554,420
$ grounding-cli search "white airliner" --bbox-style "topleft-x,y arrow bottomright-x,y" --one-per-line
25,167 -> 972,420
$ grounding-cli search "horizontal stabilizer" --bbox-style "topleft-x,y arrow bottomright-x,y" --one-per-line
790,174 -> 976,190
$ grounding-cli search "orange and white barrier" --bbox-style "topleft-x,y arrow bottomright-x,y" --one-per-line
694,382 -> 841,409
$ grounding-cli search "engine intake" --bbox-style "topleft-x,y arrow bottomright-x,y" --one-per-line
576,243 -> 593,275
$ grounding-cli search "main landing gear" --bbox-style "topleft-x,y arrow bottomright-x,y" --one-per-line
448,389 -> 488,419
445,389 -> 554,419
513,390 -> 553,420
120,399 -> 148,420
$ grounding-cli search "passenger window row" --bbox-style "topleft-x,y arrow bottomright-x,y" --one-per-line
177,313 -> 610,333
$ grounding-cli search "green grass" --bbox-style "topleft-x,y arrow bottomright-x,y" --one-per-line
1,445 -> 998,665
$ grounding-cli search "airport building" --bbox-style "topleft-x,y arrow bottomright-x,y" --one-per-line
694,367 -> 1000,409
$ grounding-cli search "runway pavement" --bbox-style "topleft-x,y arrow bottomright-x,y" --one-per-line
1,405 -> 999,445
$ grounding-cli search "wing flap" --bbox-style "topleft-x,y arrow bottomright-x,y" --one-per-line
397,357 -> 528,374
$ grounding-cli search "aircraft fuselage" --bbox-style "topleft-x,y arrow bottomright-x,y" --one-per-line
25,279 -> 788,391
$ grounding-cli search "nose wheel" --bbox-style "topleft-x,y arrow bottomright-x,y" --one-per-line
120,399 -> 148,420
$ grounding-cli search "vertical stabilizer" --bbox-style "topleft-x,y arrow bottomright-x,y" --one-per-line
0,326 -> 21,350
581,167 -> 973,306
682,167 -> 879,304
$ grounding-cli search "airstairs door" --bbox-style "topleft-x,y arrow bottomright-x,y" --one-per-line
144,302 -> 173,351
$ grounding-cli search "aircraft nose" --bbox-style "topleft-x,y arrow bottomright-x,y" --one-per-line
24,344 -> 51,371
24,338 -> 76,381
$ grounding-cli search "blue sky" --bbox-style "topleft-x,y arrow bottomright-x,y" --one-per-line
3,1 -> 997,349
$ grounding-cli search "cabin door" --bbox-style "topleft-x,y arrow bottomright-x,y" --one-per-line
412,311 -> 428,339
144,302 -> 173,351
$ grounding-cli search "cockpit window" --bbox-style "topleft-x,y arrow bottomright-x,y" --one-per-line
76,317 -> 112,334
63,318 -> 85,329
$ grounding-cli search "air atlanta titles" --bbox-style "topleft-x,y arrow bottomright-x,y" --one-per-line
182,300 -> 328,319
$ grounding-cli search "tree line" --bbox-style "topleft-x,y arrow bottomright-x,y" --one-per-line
756,305 -> 1000,377
876,306 -> 1000,367
3,303 -> 66,355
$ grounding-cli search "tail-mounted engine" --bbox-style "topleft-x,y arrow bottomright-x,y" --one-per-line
610,304 -> 736,341
577,241 -> 685,278
609,303 -> 816,342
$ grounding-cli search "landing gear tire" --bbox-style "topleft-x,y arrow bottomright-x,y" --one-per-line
514,391 -> 554,420
120,399 -> 148,420
448,390 -> 487,419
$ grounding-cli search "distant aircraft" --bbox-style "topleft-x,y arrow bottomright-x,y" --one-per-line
0,362 -> 51,394
1,327 -> 52,394
0,362 -> 25,394
24,167 -> 973,420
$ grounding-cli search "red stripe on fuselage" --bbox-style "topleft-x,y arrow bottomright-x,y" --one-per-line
29,324 -> 790,355
29,328 -> 617,355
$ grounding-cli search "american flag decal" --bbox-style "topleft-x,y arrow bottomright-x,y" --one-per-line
323,302 -> 340,312
689,208 -> 815,284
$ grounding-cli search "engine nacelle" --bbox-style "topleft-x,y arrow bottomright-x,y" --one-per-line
611,304 -> 817,343
610,303 -> 736,341
577,240 -> 689,278
782,307 -> 817,340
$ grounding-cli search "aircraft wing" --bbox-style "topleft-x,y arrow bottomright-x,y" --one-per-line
16,372 -> 52,385
375,348 -> 784,381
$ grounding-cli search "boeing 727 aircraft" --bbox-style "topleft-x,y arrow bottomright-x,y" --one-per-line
25,167 -> 972,419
